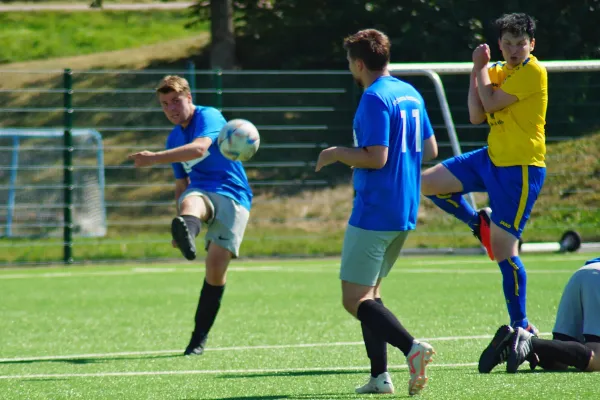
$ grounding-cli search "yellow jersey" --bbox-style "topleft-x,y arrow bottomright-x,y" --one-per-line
486,55 -> 548,167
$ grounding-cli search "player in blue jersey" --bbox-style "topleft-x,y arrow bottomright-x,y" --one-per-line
479,257 -> 600,374
128,75 -> 252,356
315,29 -> 439,396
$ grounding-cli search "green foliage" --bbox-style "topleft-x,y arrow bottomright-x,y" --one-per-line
0,10 -> 208,64
190,0 -> 600,68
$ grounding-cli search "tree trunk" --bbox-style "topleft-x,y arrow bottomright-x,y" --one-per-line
210,0 -> 236,69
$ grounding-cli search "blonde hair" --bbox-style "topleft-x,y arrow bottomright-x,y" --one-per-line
155,75 -> 191,95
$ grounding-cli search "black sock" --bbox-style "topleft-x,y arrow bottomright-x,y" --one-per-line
182,215 -> 201,237
193,280 -> 225,337
532,338 -> 592,371
356,299 -> 414,357
361,298 -> 387,377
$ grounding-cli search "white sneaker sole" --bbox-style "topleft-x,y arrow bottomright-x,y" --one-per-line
408,343 -> 435,396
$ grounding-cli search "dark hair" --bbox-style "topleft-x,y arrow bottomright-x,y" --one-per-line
343,29 -> 390,71
494,13 -> 536,40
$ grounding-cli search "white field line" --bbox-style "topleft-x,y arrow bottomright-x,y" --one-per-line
0,255 -> 590,280
0,333 -> 550,364
0,362 -> 479,380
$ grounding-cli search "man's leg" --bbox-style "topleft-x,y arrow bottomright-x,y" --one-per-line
184,193 -> 248,356
172,193 -> 213,260
343,281 -> 434,396
421,163 -> 479,228
531,337 -> 593,371
490,224 -> 532,330
584,341 -> 600,372
360,295 -> 387,379
184,242 -> 231,355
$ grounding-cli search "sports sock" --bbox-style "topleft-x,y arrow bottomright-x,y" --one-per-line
361,298 -> 387,377
193,280 -> 225,337
357,299 -> 414,357
182,215 -> 201,237
426,193 -> 479,228
498,256 -> 528,326
532,338 -> 592,371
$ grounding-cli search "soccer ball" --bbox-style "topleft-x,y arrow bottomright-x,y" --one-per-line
218,119 -> 260,162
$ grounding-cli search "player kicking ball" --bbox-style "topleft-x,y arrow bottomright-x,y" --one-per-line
128,75 -> 252,356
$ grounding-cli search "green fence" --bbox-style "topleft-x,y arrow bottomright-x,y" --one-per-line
0,67 -> 598,265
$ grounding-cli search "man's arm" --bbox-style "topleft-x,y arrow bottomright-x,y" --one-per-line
472,44 -> 519,114
468,68 -> 487,124
128,137 -> 212,167
475,67 -> 519,114
315,145 -> 387,172
422,135 -> 438,162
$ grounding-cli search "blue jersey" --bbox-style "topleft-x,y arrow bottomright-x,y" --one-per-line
166,106 -> 252,211
585,258 -> 600,266
349,76 -> 434,231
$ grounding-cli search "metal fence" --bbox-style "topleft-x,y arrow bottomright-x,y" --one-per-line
0,66 -> 598,265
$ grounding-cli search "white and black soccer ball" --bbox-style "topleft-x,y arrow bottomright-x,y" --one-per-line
217,119 -> 260,162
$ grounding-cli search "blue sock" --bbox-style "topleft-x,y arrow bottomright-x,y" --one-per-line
426,194 -> 479,228
498,256 -> 528,328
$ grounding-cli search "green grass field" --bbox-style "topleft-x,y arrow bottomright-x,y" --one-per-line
0,10 -> 207,64
1,254 -> 597,399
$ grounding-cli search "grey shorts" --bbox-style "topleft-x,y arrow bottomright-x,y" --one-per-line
178,189 -> 249,258
553,263 -> 600,342
340,224 -> 409,286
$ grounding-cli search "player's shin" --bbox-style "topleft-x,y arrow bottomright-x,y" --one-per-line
356,299 -> 414,356
361,298 -> 388,377
425,193 -> 479,228
193,279 -> 226,337
498,256 -> 528,327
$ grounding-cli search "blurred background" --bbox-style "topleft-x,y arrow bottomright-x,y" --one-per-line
1,0 -> 599,265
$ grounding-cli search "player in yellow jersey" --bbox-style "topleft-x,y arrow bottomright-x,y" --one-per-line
420,13 -> 547,334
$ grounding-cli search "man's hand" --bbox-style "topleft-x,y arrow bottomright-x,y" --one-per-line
127,151 -> 157,167
472,44 -> 491,69
315,147 -> 339,172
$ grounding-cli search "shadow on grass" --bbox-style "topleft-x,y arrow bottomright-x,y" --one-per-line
195,394 -> 375,400
0,353 -> 181,365
217,369 -> 364,379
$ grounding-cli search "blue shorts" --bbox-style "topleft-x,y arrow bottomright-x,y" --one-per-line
442,147 -> 546,239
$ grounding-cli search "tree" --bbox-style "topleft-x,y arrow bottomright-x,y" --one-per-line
210,0 -> 236,69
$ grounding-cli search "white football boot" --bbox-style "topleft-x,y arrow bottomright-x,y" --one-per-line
355,371 -> 395,394
407,341 -> 435,396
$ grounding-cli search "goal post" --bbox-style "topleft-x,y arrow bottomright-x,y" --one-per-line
0,128 -> 107,242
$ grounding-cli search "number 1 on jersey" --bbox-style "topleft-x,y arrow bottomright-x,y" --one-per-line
400,109 -> 421,153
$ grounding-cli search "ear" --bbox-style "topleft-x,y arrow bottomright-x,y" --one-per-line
497,38 -> 502,50
530,38 -> 535,51
356,58 -> 365,72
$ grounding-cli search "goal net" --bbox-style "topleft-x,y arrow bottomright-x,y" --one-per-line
0,129 -> 106,238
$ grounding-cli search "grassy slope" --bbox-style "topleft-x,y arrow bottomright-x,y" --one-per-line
0,10 -> 207,64
0,31 -> 598,263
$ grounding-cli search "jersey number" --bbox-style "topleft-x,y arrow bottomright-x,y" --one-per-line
400,109 -> 421,153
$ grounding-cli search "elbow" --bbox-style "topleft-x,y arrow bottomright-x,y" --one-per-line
371,156 -> 387,170
470,115 -> 486,125
481,102 -> 501,114
188,146 -> 207,160
424,149 -> 438,162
